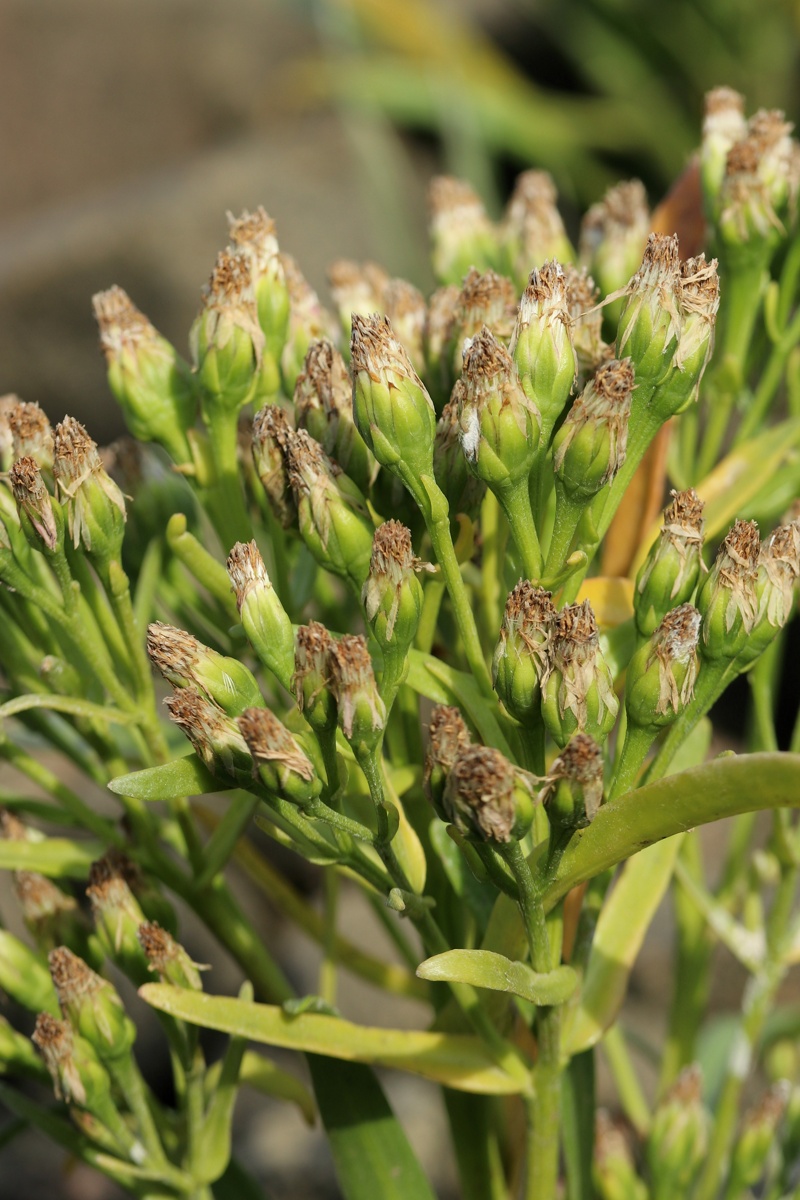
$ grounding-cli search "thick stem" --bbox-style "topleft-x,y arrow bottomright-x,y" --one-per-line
501,840 -> 562,1200
497,479 -> 543,581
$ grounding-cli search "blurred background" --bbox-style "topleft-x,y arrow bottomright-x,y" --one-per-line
1,1 -> 799,1196
2,0 -> 799,443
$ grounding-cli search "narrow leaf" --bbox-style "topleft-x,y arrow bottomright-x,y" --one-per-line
563,836 -> 684,1053
543,753 -> 800,913
417,949 -> 577,1006
308,1056 -> 437,1200
139,985 -> 527,1095
109,752 -> 228,801
0,838 -> 103,879
237,1051 -> 316,1124
0,694 -> 137,725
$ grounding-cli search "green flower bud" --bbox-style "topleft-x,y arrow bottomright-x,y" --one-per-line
428,176 -> 498,286
697,519 -> 761,660
541,733 -> 604,831
616,234 -> 681,389
700,88 -> 747,216
294,339 -> 375,492
103,848 -> 177,938
147,621 -> 264,717
238,706 -> 322,808
190,248 -> 264,412
328,634 -> 386,753
53,417 -> 126,573
86,856 -> 149,983
458,326 -> 541,492
251,402 -> 297,529
502,170 -> 574,286
32,1012 -> 142,1161
509,261 -> 576,445
594,1111 -> 648,1200
541,600 -> 619,747
626,604 -> 701,731
92,286 -> 197,462
423,705 -> 472,823
423,283 -> 460,407
727,1082 -> 789,1193
0,1012 -> 49,1079
8,400 -> 54,471
328,258 -> 389,337
580,179 -> 650,300
646,1064 -> 709,1195
294,621 -> 337,734
492,581 -> 556,722
164,688 -> 254,787
227,540 -> 295,691
49,946 -> 136,1064
9,456 -> 64,555
227,207 -> 289,397
665,255 -> 720,411
14,871 -> 82,953
737,517 -> 800,668
635,488 -> 706,637
433,384 -> 487,520
553,358 -> 635,502
563,265 -> 611,385
383,278 -> 427,374
448,268 -> 518,380
717,109 -> 799,251
351,313 -> 437,503
138,921 -> 204,990
0,395 -> 17,472
285,428 -> 375,592
443,744 -> 535,844
0,928 -> 59,1015
362,520 -> 432,652
279,252 -> 339,394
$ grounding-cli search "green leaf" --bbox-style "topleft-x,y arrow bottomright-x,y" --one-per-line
109,752 -> 228,801
0,694 -> 137,725
429,820 -> 497,930
417,949 -> 577,1006
236,1051 -> 316,1125
542,753 -> 800,913
407,652 -> 512,756
139,984 -> 527,1095
563,836 -> 684,1053
307,1056 -> 437,1200
561,1050 -> 596,1200
0,838 -> 103,879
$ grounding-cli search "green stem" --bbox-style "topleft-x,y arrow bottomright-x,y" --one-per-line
422,480 -> 493,697
497,479 -> 543,581
696,256 -> 768,478
659,833 -> 713,1095
415,576 -> 446,655
203,406 -> 253,552
601,1024 -> 650,1136
735,302 -> 800,444
501,840 -> 562,1200
478,490 -> 504,647
319,868 -> 339,1006
111,1054 -> 168,1167
543,488 -> 585,582
106,561 -> 168,763
609,721 -> 656,802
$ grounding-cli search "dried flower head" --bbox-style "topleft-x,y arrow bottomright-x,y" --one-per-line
8,401 -> 54,469
541,733 -> 605,826
698,519 -> 761,656
9,456 -> 60,551
362,520 -> 433,644
444,744 -> 534,843
138,921 -> 205,990
327,634 -> 385,745
251,402 -> 296,527
32,1012 -> 85,1104
428,176 -> 497,285
53,416 -> 126,561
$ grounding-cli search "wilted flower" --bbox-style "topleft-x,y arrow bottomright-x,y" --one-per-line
492,581 -> 556,722
443,744 -> 535,843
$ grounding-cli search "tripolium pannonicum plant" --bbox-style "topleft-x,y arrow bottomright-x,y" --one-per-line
0,87 -> 799,1200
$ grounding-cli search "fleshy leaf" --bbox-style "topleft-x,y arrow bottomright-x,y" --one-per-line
0,838 -> 103,879
109,752 -> 228,801
308,1056 -> 437,1200
543,753 -> 800,913
417,949 -> 577,1006
139,984 -> 529,1095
